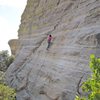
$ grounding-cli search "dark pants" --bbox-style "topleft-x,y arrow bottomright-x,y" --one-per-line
47,41 -> 51,50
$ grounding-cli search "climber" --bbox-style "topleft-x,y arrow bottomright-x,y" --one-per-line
46,34 -> 53,50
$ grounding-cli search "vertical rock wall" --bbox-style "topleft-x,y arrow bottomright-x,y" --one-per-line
6,0 -> 100,100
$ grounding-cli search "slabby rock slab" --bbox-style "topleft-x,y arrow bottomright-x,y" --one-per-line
6,0 -> 100,100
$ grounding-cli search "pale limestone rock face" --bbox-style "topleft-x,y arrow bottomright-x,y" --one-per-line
6,0 -> 100,100
8,39 -> 19,55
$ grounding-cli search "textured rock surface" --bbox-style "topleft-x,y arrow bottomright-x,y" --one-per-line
6,0 -> 100,100
8,39 -> 19,55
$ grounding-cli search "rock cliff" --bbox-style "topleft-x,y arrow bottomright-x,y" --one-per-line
6,0 -> 100,100
8,39 -> 19,55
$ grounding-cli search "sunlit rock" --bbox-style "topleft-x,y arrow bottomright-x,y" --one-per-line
6,0 -> 100,100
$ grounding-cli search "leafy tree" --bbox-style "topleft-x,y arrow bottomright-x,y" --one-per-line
0,50 -> 16,100
0,50 -> 14,72
75,54 -> 100,100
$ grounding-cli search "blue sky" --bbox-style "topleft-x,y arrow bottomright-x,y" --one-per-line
0,0 -> 27,53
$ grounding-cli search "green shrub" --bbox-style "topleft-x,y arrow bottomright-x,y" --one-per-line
0,50 -> 16,99
0,50 -> 14,72
75,54 -> 100,100
0,71 -> 5,84
0,83 -> 16,100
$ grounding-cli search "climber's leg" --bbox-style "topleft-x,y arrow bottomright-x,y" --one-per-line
47,41 -> 51,50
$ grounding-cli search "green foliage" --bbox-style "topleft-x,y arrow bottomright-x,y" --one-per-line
0,71 -> 5,84
75,96 -> 86,100
75,54 -> 100,100
0,50 -> 16,100
0,83 -> 16,100
0,50 -> 14,72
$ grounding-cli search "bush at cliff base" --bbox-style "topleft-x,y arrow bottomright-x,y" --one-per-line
0,83 -> 16,100
75,54 -> 100,100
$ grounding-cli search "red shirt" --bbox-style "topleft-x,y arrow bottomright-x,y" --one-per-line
48,35 -> 52,42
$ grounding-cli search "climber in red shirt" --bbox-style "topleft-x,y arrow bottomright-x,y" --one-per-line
46,34 -> 52,50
